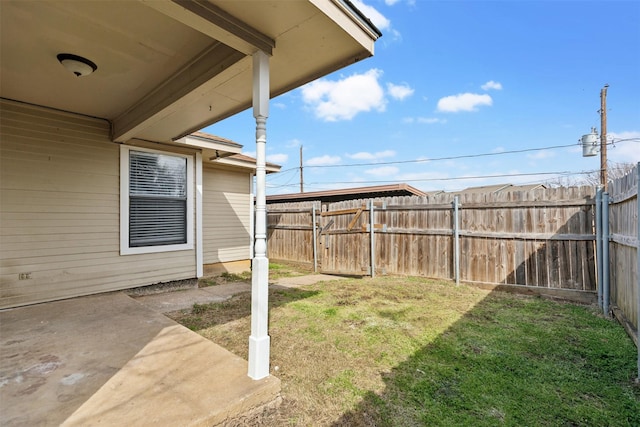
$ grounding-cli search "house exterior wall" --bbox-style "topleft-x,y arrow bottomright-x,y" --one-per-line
202,164 -> 252,273
0,100 -> 197,309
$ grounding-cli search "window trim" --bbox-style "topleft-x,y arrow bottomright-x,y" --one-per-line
120,145 -> 194,255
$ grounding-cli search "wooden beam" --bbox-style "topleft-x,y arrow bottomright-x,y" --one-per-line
320,219 -> 335,234
321,208 -> 363,217
347,209 -> 363,231
267,209 -> 314,214
610,233 -> 639,248
112,42 -> 245,142
141,0 -> 274,55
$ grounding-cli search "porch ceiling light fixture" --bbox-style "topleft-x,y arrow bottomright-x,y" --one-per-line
57,53 -> 97,77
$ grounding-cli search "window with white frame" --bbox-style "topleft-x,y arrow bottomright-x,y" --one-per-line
120,146 -> 193,255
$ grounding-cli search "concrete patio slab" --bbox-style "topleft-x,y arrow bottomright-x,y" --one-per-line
0,292 -> 280,426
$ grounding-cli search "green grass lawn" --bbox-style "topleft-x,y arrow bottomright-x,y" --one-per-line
170,275 -> 639,426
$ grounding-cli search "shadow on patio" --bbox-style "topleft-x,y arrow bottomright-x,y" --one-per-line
0,292 -> 280,426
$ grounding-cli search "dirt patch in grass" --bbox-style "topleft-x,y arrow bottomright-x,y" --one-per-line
169,276 -> 640,426
197,262 -> 312,288
125,278 -> 197,296
198,271 -> 252,288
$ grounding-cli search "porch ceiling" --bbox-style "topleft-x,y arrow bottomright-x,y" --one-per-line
0,0 -> 378,143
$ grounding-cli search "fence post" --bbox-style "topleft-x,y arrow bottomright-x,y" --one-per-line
369,199 -> 375,278
453,195 -> 460,285
636,163 -> 640,381
602,191 -> 610,318
596,187 -> 603,310
312,204 -> 317,273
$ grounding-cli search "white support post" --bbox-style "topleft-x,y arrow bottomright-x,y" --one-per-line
196,152 -> 204,278
248,50 -> 270,380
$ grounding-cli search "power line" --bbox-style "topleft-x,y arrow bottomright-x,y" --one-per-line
278,144 -> 581,173
270,169 -> 598,187
265,168 -> 298,189
275,138 -> 638,174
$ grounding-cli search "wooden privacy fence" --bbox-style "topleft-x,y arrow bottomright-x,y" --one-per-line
607,163 -> 639,348
267,186 -> 597,293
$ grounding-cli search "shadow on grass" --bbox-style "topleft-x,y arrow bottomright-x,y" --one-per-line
331,291 -> 640,427
175,287 -> 321,332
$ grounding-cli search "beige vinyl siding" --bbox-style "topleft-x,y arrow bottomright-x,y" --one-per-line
202,165 -> 251,264
0,100 -> 196,309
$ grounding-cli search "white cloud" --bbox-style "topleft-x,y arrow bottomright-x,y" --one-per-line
418,117 -> 447,124
387,83 -> 414,100
608,131 -> 640,163
346,150 -> 396,160
301,69 -> 386,121
492,146 -> 506,153
527,150 -> 555,160
267,153 -> 288,164
352,0 -> 391,31
366,166 -> 399,176
481,80 -> 503,91
242,150 -> 256,158
286,138 -> 302,148
273,102 -> 287,109
306,155 -> 341,166
384,0 -> 415,6
403,117 -> 446,124
609,131 -> 640,141
437,93 -> 493,113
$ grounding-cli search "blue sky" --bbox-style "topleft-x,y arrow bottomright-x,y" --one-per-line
204,0 -> 640,194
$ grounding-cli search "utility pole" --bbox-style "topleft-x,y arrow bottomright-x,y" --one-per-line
299,145 -> 304,193
600,84 -> 609,190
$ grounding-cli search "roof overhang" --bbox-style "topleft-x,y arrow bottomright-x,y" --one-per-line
213,154 -> 281,174
267,183 -> 427,203
172,132 -> 243,161
171,132 -> 281,173
0,0 -> 380,143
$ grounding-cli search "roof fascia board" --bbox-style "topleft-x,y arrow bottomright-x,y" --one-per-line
172,135 -> 243,154
340,0 -> 382,37
309,0 -> 379,50
141,0 -> 274,55
112,42 -> 245,142
212,157 -> 281,173
266,184 -> 426,201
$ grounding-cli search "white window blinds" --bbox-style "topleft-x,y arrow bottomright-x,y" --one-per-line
129,150 -> 187,247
